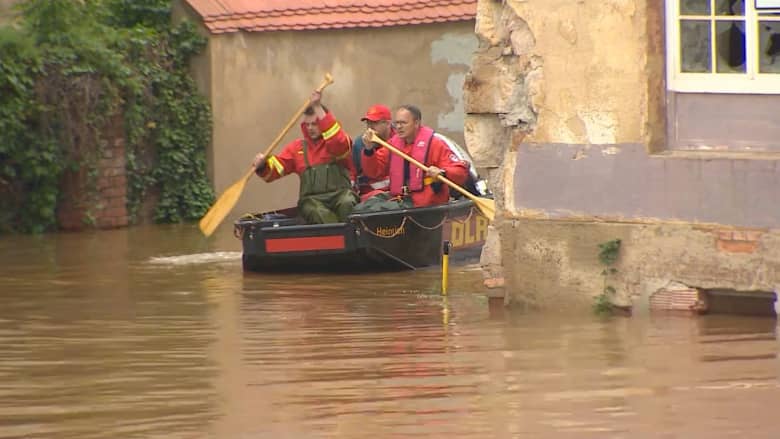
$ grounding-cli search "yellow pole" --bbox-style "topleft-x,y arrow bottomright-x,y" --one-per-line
441,240 -> 451,296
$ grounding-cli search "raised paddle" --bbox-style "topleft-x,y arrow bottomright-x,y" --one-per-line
198,73 -> 335,237
370,133 -> 496,221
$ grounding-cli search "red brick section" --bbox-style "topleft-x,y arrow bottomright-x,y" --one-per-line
185,0 -> 477,34
714,229 -> 763,254
649,287 -> 706,314
57,136 -> 129,231
483,277 -> 505,289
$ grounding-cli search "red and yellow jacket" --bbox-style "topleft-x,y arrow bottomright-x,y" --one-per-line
362,126 -> 468,207
256,112 -> 354,182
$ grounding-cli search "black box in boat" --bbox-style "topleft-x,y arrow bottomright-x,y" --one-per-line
234,198 -> 488,272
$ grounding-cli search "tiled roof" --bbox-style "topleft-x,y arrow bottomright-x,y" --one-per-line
184,0 -> 477,34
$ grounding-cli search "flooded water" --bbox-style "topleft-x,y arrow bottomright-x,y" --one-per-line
1,224 -> 779,438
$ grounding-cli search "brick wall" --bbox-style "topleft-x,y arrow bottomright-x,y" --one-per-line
714,229 -> 763,254
57,136 -> 129,231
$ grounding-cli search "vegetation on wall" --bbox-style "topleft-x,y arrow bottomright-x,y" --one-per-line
593,238 -> 622,315
0,0 -> 214,233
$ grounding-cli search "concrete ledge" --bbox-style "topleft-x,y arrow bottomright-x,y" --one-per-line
495,217 -> 780,313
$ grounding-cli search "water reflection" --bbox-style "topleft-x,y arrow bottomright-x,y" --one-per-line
0,224 -> 778,438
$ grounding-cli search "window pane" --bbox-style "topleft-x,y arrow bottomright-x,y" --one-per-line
680,0 -> 710,15
681,20 -> 712,72
759,21 -> 780,73
716,20 -> 746,72
715,0 -> 744,16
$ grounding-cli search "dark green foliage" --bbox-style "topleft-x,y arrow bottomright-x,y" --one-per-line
0,0 -> 214,232
593,239 -> 622,315
598,238 -> 621,266
0,26 -> 54,233
103,0 -> 171,30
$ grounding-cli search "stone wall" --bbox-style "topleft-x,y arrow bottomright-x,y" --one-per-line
57,125 -> 129,231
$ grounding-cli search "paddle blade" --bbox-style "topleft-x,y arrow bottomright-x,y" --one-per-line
473,196 -> 496,222
199,170 -> 254,237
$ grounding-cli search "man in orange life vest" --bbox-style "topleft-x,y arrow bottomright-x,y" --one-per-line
251,90 -> 358,224
354,104 -> 469,211
351,104 -> 394,201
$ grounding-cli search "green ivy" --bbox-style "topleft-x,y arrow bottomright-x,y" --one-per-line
0,0 -> 214,233
593,239 -> 622,316
0,26 -> 53,233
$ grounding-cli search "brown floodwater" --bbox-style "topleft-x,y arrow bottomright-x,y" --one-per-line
1,224 -> 779,438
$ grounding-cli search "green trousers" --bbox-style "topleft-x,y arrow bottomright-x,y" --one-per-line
299,188 -> 358,224
352,192 -> 414,213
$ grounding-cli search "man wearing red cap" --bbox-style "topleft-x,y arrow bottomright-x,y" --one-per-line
251,90 -> 357,224
351,104 -> 394,201
356,104 -> 469,211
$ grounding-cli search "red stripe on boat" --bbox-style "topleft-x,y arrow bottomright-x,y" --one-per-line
265,235 -> 345,253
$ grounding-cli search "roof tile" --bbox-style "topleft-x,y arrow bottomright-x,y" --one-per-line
185,0 -> 476,34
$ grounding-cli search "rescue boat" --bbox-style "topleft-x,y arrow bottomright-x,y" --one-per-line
234,133 -> 491,272
235,197 -> 488,272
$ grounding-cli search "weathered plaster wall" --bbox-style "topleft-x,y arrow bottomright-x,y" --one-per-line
514,144 -> 780,228
190,22 -> 477,218
465,0 -> 658,166
465,0 -> 780,309
501,219 -> 780,311
507,0 -> 648,145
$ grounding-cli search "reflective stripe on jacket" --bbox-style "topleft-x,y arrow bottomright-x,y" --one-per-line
257,111 -> 353,182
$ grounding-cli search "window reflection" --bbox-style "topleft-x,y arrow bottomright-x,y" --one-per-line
681,0 -> 710,15
716,20 -> 746,72
716,0 -> 744,16
760,21 -> 780,73
681,20 -> 712,72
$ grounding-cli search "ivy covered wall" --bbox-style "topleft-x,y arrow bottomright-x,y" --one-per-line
0,0 -> 214,233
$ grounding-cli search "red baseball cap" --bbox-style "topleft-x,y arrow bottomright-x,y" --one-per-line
361,104 -> 392,122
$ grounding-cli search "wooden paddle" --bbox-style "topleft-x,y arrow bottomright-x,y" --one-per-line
198,73 -> 335,237
369,133 -> 496,221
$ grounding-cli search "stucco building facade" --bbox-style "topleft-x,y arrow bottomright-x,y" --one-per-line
175,0 -> 479,218
466,0 -> 780,312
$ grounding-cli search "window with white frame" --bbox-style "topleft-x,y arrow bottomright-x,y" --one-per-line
667,0 -> 780,93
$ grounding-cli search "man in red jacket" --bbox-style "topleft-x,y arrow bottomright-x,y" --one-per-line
356,104 -> 468,211
352,104 -> 394,201
252,90 -> 357,224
